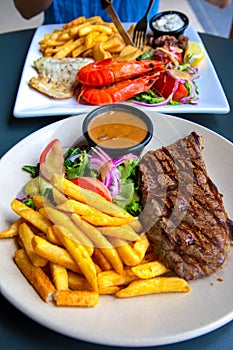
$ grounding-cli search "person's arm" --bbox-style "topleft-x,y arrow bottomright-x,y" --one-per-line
13,0 -> 53,19
204,0 -> 232,9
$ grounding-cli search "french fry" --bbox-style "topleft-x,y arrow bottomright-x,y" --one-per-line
110,236 -> 148,266
94,262 -> 102,274
57,31 -> 72,41
84,16 -> 103,22
105,22 -> 118,33
33,195 -> 53,210
43,46 -> 64,56
42,31 -> 59,41
68,271 -> 92,290
71,213 -> 123,274
85,31 -> 100,49
54,37 -> 85,58
114,240 -> 142,266
11,199 -> 52,234
50,38 -> 73,56
98,225 -> 139,241
78,24 -> 113,37
68,17 -> 103,36
132,233 -> 150,262
0,217 -> 24,238
46,226 -> 62,245
131,261 -> 170,279
92,248 -> 112,271
14,249 -> 55,302
19,222 -> 48,267
51,174 -> 133,219
32,235 -> 81,273
57,198 -> 103,216
44,207 -> 93,253
105,43 -> 126,54
92,42 -> 112,60
128,219 -> 143,233
97,268 -> 138,289
38,16 -> 131,60
53,225 -> 98,291
39,208 -> 51,220
62,16 -> 86,29
127,24 -> 135,38
55,290 -> 99,306
72,44 -> 88,58
82,48 -> 93,57
116,277 -> 190,298
82,214 -> 133,226
58,199 -> 133,227
102,34 -> 125,52
52,186 -> 67,205
92,32 -> 109,43
49,262 -> 69,290
43,39 -> 67,46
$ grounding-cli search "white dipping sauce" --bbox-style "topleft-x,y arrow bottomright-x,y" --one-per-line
152,13 -> 185,32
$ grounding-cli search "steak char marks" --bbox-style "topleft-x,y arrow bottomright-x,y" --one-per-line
139,132 -> 232,280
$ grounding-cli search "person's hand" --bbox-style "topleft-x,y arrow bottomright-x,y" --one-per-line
204,0 -> 232,8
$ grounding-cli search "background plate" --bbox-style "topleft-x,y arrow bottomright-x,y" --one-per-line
0,112 -> 233,347
13,24 -> 229,118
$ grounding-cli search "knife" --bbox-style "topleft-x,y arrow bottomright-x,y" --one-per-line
101,0 -> 135,46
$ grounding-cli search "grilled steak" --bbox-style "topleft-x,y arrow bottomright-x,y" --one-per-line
139,131 -> 232,280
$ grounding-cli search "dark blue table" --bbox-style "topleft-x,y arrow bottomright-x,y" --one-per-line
0,29 -> 232,350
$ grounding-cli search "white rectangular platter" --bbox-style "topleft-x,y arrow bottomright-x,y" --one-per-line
13,24 -> 230,118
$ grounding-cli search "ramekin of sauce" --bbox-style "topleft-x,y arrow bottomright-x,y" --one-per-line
82,104 -> 153,157
149,10 -> 189,39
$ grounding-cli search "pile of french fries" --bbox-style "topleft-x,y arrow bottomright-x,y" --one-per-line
39,16 -> 151,61
0,173 -> 190,307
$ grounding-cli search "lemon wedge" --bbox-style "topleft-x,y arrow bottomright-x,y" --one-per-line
184,41 -> 205,67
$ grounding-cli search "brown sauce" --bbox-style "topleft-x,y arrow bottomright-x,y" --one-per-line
88,110 -> 148,149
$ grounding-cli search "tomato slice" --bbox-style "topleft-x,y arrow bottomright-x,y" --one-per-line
152,72 -> 188,101
71,177 -> 112,202
39,139 -> 64,181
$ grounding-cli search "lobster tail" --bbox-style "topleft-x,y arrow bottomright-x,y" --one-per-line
77,58 -> 164,87
79,72 -> 161,105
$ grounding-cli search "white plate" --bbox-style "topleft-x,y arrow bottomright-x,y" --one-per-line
13,24 -> 230,118
0,111 -> 233,347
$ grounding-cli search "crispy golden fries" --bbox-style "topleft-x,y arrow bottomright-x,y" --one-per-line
116,277 -> 190,298
52,174 -> 133,219
0,217 -> 24,238
19,222 -> 48,267
131,261 -> 170,279
98,225 -> 139,241
11,199 -> 52,234
1,171 -> 190,307
55,290 -> 99,306
39,16 -> 128,60
50,262 -> 69,290
68,271 -> 92,290
44,206 -> 93,253
14,249 -> 55,302
53,225 -> 98,291
38,16 -> 151,61
71,214 -> 123,274
32,235 -> 82,273
98,268 -> 138,289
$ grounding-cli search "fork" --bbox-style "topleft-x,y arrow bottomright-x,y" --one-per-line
133,0 -> 155,50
